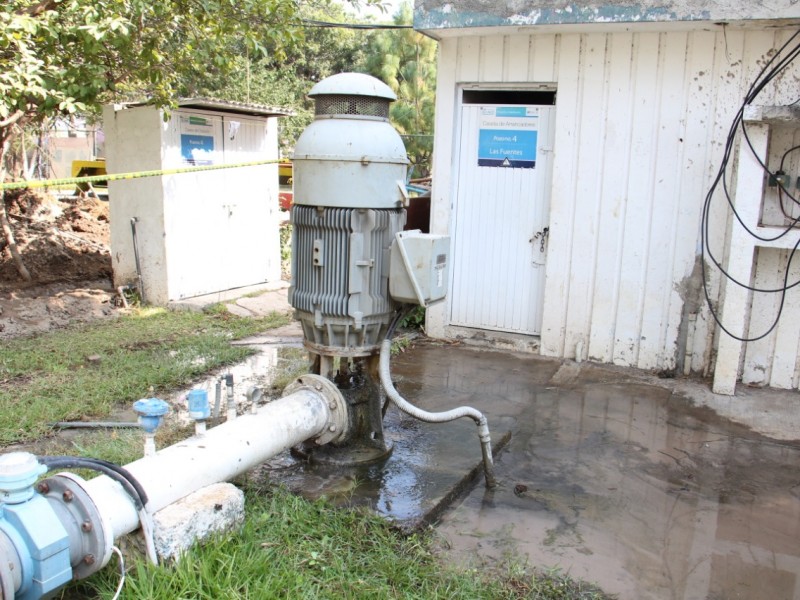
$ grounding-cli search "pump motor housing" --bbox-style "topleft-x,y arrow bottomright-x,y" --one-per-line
289,73 -> 409,355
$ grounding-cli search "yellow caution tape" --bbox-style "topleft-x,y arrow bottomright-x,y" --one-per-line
0,159 -> 282,192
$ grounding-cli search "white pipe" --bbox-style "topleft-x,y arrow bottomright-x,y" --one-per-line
378,340 -> 497,488
80,388 -> 332,559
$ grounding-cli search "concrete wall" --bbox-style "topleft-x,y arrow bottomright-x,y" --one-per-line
415,1 -> 800,32
105,105 -> 168,301
425,26 -> 800,389
48,136 -> 94,179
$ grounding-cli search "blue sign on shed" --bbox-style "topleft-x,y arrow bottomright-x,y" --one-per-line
477,107 -> 538,168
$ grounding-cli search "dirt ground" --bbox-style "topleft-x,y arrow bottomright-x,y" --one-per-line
1,189 -> 120,339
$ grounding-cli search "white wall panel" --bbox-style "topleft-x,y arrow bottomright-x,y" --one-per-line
538,33 -> 581,357
429,26 -> 800,389
530,34 -> 558,82
565,33 -> 609,362
611,32 -> 660,368
670,32 -> 716,376
505,35 -> 530,81
479,35 -> 505,82
587,32 -> 634,364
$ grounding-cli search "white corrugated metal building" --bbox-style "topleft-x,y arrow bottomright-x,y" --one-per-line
414,1 -> 800,395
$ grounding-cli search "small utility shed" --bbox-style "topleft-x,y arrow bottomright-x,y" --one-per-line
104,99 -> 291,305
415,1 -> 800,393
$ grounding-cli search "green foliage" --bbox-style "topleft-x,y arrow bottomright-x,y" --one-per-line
0,306 -> 290,444
70,484 -> 612,599
507,565 -> 613,599
189,1 -> 373,154
0,0 -> 378,146
399,305 -> 426,330
363,1 -> 437,176
280,222 -> 292,276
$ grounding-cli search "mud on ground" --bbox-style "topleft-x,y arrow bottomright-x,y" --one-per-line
1,189 -> 119,339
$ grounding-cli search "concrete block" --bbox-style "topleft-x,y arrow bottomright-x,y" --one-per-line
152,482 -> 245,561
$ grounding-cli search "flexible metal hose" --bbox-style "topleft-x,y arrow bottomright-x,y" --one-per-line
378,339 -> 497,488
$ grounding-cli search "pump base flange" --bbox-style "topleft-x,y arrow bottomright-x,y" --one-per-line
291,442 -> 393,466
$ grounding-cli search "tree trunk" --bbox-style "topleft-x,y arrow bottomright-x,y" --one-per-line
0,135 -> 32,281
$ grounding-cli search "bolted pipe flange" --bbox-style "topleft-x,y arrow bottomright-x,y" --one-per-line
283,374 -> 348,446
40,474 -> 110,579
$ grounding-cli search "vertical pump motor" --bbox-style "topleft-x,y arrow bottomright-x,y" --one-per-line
289,73 -> 410,462
289,73 -> 477,470
290,73 -> 409,356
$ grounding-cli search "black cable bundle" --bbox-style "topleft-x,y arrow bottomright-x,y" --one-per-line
37,455 -> 148,509
701,29 -> 800,342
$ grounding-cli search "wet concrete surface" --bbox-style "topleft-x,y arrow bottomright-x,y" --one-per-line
385,342 -> 800,600
194,325 -> 800,599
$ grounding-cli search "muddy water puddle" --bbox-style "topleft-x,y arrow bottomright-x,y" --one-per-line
392,345 -> 800,600
254,395 -> 514,527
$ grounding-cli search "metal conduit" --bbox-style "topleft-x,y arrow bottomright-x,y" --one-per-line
378,339 -> 497,488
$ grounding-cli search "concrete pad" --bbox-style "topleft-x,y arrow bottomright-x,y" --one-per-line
231,321 -> 303,346
152,483 -> 245,561
168,281 -> 289,313
231,288 -> 291,317
386,342 -> 800,600
245,339 -> 800,600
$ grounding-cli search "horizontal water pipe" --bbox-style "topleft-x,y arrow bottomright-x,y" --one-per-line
64,379 -> 347,571
378,339 -> 497,488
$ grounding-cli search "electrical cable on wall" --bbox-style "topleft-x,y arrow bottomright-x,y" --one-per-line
777,144 -> 800,220
301,19 -> 412,29
701,29 -> 800,342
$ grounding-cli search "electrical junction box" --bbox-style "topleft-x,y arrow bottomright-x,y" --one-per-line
389,230 -> 450,306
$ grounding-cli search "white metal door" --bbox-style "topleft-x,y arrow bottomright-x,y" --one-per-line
450,103 -> 555,335
220,116 -> 280,290
163,112 -> 226,299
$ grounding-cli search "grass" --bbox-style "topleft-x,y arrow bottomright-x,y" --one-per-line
68,483 -> 611,600
1,305 -> 611,600
0,305 -> 290,444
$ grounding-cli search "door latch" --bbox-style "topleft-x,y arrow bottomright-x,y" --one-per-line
529,227 -> 549,265
530,227 -> 549,253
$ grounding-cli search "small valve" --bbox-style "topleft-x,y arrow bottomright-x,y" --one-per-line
133,398 -> 169,456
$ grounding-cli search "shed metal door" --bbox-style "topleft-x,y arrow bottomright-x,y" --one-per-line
220,116 -> 278,290
163,112 -> 278,300
163,112 -> 226,299
450,103 -> 555,335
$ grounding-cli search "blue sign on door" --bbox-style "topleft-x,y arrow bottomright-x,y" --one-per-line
477,107 -> 538,168
181,134 -> 215,165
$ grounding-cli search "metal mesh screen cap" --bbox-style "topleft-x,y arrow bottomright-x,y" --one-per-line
315,95 -> 390,119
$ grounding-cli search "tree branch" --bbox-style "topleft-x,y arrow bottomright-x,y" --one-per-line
0,110 -> 24,129
0,143 -> 32,282
21,0 -> 60,17
0,192 -> 32,281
